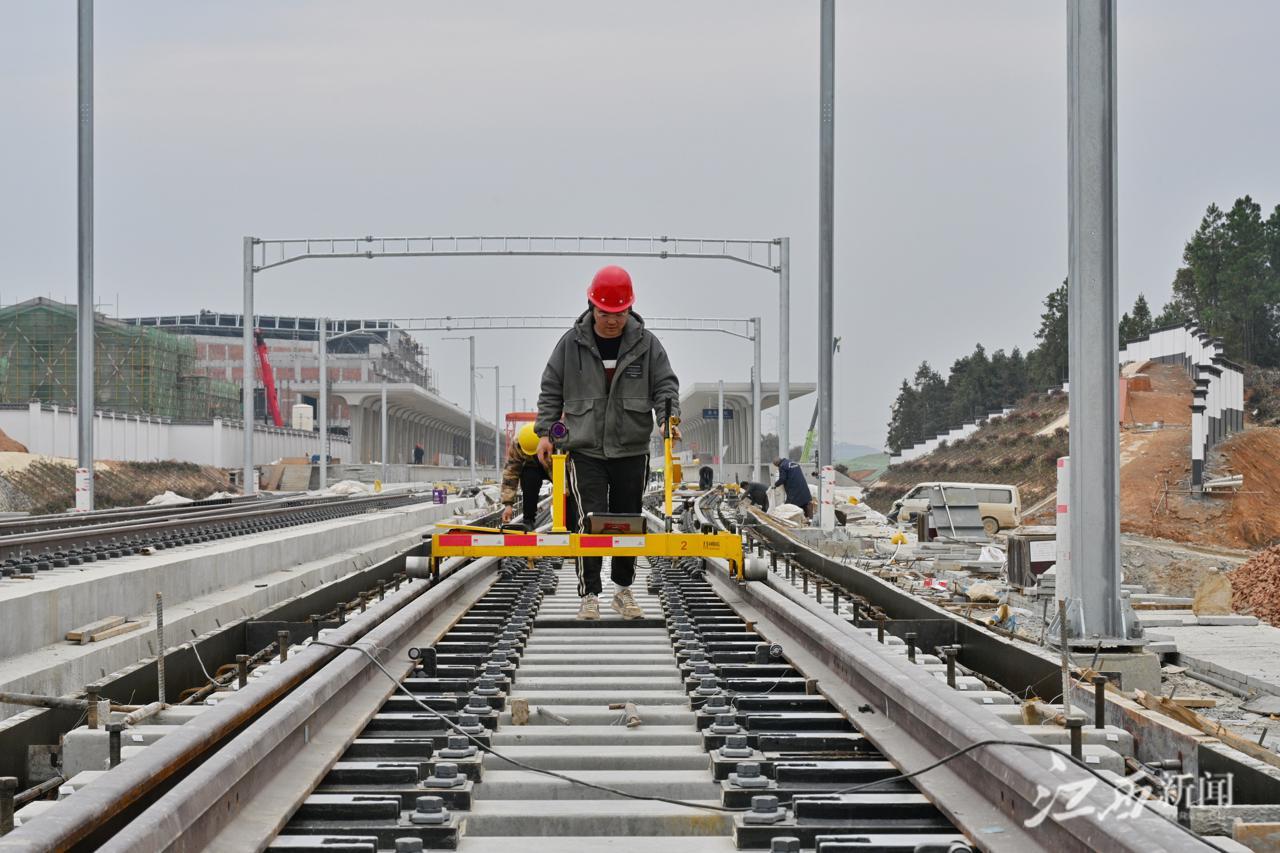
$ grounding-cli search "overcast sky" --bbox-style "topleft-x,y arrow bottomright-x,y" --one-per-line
4,1 -> 1279,449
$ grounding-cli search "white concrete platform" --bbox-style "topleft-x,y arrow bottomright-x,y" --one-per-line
0,495 -> 480,718
1157,622 -> 1280,697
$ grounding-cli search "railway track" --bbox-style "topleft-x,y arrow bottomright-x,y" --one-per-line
0,489 -> 435,572
0,490 -> 1213,851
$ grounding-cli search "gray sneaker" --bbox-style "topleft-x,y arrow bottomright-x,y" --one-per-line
611,587 -> 644,620
577,594 -> 601,621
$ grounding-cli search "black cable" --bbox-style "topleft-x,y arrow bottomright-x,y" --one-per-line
829,737 -> 1211,845
312,639 -> 751,814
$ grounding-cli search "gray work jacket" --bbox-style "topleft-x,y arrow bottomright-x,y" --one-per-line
536,309 -> 680,459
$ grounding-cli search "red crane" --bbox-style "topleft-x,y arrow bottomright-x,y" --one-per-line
253,329 -> 285,427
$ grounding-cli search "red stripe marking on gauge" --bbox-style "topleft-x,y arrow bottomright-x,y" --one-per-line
504,535 -> 538,546
438,534 -> 471,547
580,536 -> 614,548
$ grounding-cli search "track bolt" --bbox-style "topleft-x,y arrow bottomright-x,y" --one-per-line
458,714 -> 485,736
695,677 -> 721,697
473,678 -> 500,697
743,794 -> 787,824
423,762 -> 465,788
1066,715 -> 1084,760
107,723 -> 123,768
438,736 -> 477,759
709,713 -> 741,735
729,762 -> 770,789
410,795 -> 450,825
719,734 -> 753,759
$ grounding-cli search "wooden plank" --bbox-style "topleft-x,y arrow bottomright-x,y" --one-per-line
66,616 -> 126,644
1171,697 -> 1218,709
88,621 -> 143,643
1133,689 -> 1280,771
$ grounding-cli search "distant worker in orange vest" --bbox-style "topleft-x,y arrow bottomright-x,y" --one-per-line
534,265 -> 681,621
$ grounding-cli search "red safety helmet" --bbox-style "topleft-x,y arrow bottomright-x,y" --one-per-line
587,265 -> 635,312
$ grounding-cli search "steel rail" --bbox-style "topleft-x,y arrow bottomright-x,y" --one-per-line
99,555 -> 500,852
0,491 -> 429,563
702,560 -> 1209,852
0,554 -> 484,852
696,496 -> 1210,852
0,493 -> 262,537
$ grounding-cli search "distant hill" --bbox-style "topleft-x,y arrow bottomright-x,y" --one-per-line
841,451 -> 891,484
834,441 -> 881,461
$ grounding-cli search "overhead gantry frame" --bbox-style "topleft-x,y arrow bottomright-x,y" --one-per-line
241,233 -> 788,493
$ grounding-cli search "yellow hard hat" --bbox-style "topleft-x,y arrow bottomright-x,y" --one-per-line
517,423 -> 540,456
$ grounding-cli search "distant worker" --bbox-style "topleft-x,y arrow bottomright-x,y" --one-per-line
500,424 -> 550,530
739,480 -> 770,512
535,265 -> 680,621
773,457 -> 814,521
412,443 -> 425,465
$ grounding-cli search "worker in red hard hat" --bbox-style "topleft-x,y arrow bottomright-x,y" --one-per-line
535,265 -> 681,620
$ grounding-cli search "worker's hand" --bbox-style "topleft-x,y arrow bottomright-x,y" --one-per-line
662,422 -> 681,441
536,435 -> 554,467
501,505 -> 514,524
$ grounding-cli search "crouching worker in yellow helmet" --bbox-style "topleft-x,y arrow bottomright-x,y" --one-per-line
500,423 -> 551,530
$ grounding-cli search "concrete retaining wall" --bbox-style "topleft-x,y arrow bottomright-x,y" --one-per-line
0,495 -> 478,716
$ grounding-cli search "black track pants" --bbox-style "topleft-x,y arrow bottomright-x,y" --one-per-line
567,453 -> 648,597
519,464 -> 547,526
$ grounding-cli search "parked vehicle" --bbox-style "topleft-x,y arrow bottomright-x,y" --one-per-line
887,481 -> 1021,535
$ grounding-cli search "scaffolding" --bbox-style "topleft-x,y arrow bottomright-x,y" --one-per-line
0,298 -> 240,419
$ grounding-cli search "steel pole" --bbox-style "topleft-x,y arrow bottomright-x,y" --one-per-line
75,0 -> 94,511
752,317 -> 762,482
318,318 -> 327,491
778,236 -> 791,460
380,382 -> 387,484
493,365 -> 501,482
468,336 -> 476,484
717,379 -> 725,485
817,0 -> 835,472
1067,0 -> 1123,643
242,238 -> 255,494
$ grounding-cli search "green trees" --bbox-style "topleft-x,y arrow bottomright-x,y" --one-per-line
1119,293 -> 1154,342
1165,196 -> 1280,365
1027,281 -> 1068,387
884,194 -> 1280,451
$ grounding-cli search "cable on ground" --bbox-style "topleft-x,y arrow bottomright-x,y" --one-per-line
312,639 -> 751,814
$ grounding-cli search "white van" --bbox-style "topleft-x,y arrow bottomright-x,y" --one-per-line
889,482 -> 1021,535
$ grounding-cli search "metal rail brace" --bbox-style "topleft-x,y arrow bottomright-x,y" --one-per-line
429,417 -> 750,580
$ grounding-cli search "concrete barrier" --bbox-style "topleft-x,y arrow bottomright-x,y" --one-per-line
0,495 -> 479,717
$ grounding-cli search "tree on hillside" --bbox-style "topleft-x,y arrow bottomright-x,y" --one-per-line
1156,271 -> 1195,327
1119,293 -> 1154,342
886,379 -> 922,454
1177,197 -> 1280,365
990,347 -> 1030,405
946,344 -> 993,424
1028,280 -> 1069,387
913,362 -> 950,438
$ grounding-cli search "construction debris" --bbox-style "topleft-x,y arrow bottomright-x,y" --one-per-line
1230,544 -> 1280,625
1191,572 -> 1234,616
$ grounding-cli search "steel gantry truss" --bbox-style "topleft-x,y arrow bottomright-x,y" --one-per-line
241,234 -> 789,493
397,315 -> 764,479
